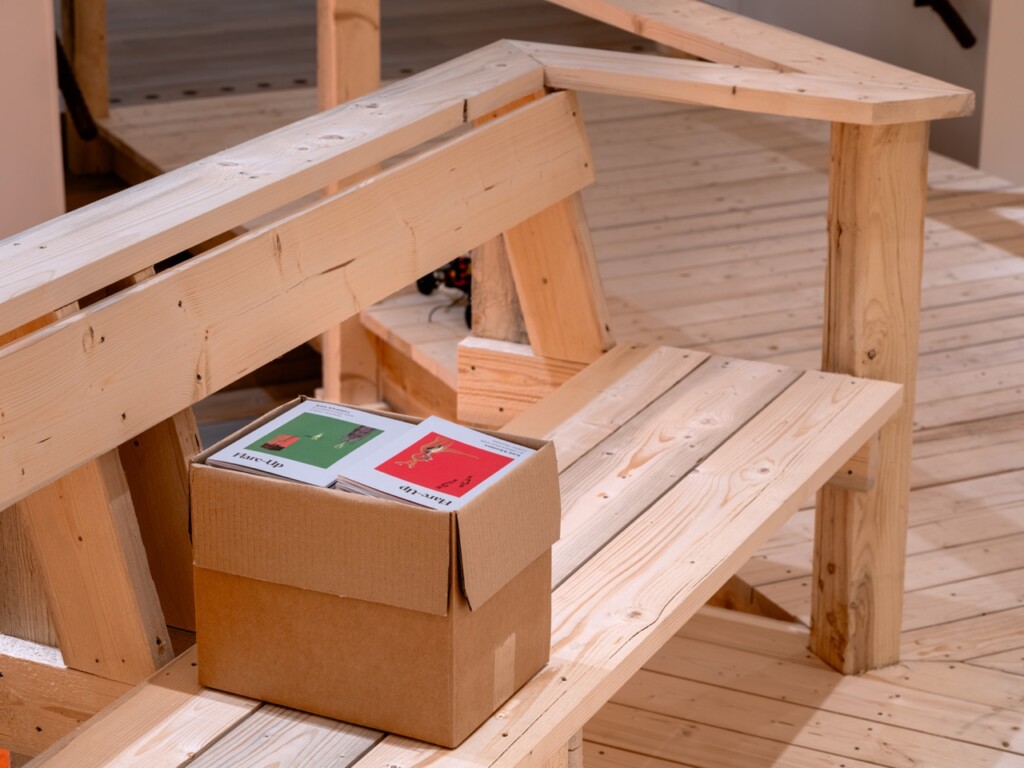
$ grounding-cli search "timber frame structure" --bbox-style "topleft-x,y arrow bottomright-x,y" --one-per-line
2,2 -> 972,763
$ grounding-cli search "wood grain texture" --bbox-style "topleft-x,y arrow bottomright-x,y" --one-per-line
61,0 -> 112,174
543,0 -> 971,91
17,453 -> 172,684
0,92 -> 594,512
516,42 -> 974,125
471,230 -> 529,346
350,371 -> 901,768
812,121 -> 930,674
456,338 -> 587,428
504,189 -> 614,364
0,650 -> 128,756
0,510 -> 57,646
189,704 -> 381,768
26,648 -> 258,768
0,41 -> 545,337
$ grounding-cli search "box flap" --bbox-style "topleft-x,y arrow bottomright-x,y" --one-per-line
455,439 -> 560,610
192,463 -> 453,616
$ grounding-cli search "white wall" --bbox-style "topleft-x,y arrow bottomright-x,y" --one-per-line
979,0 -> 1024,184
710,0 -> 991,166
0,1 -> 64,238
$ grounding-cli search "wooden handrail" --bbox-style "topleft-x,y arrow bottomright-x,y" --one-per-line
516,41 -> 974,124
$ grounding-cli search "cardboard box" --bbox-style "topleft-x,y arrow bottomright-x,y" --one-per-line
190,398 -> 561,747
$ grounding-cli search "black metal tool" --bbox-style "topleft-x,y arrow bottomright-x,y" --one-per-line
914,0 -> 977,49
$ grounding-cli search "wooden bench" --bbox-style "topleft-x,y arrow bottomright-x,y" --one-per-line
1,24 -> 971,766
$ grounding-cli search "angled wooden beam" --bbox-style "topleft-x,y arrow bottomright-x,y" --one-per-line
2,306 -> 170,684
543,0 -> 970,91
0,41 -> 544,338
60,0 -> 111,174
0,92 -> 594,511
0,641 -> 129,755
515,41 -> 974,125
811,121 -> 930,674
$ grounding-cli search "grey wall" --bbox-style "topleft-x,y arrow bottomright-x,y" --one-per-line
707,0 -> 990,166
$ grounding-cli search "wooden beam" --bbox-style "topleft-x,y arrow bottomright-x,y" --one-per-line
811,121 -> 930,674
470,233 -> 528,346
542,0 -> 971,91
317,0 -> 383,404
17,452 -> 172,683
60,0 -> 111,174
826,432 -> 880,493
2,306 -> 170,683
0,643 -> 129,756
457,337 -> 586,429
516,42 -> 974,125
0,509 -> 57,647
0,92 -> 594,511
0,41 -> 544,339
502,121 -> 613,364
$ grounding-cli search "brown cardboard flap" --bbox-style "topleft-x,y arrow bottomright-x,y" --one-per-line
455,440 -> 561,610
192,463 -> 453,615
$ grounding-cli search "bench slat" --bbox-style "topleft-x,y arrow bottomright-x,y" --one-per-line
553,356 -> 800,586
189,705 -> 382,768
350,367 -> 901,768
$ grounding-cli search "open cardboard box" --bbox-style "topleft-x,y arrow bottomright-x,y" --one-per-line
190,397 -> 561,747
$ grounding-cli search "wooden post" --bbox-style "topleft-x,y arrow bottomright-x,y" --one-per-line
60,0 -> 111,174
811,121 -> 930,674
317,0 -> 382,403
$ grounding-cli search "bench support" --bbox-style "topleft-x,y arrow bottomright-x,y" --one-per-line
60,0 -> 111,174
316,0 -> 383,404
812,120 -> 929,674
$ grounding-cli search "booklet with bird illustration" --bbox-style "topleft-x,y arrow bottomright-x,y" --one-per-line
207,399 -> 413,487
334,415 -> 535,509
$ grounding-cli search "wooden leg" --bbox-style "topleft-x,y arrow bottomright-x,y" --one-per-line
316,0 -> 382,403
811,121 -> 930,674
0,509 -> 58,646
471,235 -> 529,346
542,730 -> 582,768
60,0 -> 111,174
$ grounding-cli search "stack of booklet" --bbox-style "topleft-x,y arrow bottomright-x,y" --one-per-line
207,399 -> 534,510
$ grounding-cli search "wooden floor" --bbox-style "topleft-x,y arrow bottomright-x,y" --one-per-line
58,2 -> 1024,766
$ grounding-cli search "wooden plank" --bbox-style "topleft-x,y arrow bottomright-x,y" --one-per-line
350,371 -> 902,768
968,648 -> 1024,676
643,633 -> 1024,753
585,703 -> 904,768
456,338 -> 587,428
26,648 -> 258,768
609,672 -> 1017,766
188,704 -> 382,768
17,452 -> 172,684
504,190 -> 613,363
503,343 -> 708,469
553,356 -> 800,585
0,91 -> 594,512
516,42 -> 974,125
812,120 -> 930,674
0,643 -> 129,756
543,0 -> 968,90
0,40 -> 545,338
901,607 -> 1024,662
